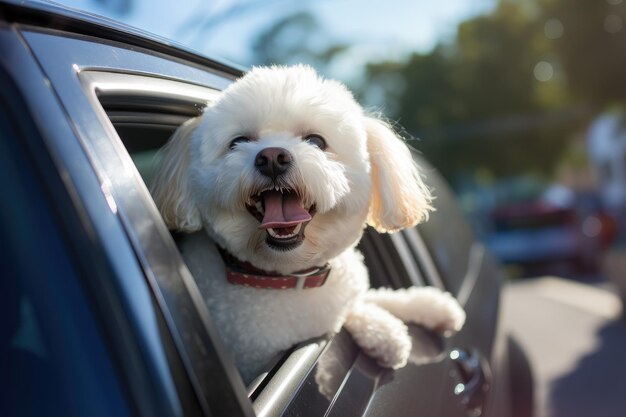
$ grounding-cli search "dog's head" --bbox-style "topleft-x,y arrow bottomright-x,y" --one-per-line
151,65 -> 432,273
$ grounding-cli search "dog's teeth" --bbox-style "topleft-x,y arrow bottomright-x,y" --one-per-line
267,228 -> 297,239
293,223 -> 302,234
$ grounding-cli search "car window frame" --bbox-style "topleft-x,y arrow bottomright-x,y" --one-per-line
79,70 -> 342,417
69,69 -> 449,417
79,70 -> 260,416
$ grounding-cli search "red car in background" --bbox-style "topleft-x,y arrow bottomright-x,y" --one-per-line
486,198 -> 617,277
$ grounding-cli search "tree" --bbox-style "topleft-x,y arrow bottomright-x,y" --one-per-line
359,0 -> 585,182
245,0 -> 613,184
251,11 -> 347,74
540,0 -> 626,104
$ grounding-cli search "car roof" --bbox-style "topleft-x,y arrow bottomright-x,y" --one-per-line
0,0 -> 247,77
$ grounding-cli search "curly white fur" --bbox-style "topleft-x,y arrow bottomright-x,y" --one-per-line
151,65 -> 466,383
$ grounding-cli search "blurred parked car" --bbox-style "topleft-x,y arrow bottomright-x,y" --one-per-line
0,1 -> 533,416
485,196 -> 616,277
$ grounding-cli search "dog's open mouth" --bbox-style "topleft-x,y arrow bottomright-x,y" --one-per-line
246,188 -> 316,251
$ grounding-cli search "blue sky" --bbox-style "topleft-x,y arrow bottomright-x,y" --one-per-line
57,0 -> 496,77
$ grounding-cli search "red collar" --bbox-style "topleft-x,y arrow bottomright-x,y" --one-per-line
218,247 -> 330,290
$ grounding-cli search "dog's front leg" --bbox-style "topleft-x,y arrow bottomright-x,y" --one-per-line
363,286 -> 466,335
343,302 -> 412,369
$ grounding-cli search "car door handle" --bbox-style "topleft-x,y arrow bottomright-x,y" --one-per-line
450,348 -> 491,417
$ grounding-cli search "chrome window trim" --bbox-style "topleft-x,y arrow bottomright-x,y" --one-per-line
389,230 -> 427,287
400,227 -> 445,290
456,242 -> 487,308
253,340 -> 328,417
84,71 -> 219,107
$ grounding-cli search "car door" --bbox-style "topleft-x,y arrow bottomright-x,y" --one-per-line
11,7 -> 503,416
0,19 -> 200,417
4,19 -> 253,417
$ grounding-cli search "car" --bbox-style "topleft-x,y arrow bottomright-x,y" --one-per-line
0,1 -> 533,416
485,197 -> 616,277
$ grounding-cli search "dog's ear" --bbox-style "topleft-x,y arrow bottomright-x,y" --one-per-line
150,117 -> 202,232
365,116 -> 433,233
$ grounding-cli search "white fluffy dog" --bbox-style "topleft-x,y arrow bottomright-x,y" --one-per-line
151,65 -> 465,383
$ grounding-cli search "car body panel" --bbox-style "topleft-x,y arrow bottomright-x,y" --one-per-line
1,63 -> 137,417
0,26 -> 185,417
15,28 -> 255,417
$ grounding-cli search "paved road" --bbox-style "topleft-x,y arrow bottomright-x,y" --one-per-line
502,277 -> 626,417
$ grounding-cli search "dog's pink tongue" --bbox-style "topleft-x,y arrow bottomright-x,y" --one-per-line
259,190 -> 311,229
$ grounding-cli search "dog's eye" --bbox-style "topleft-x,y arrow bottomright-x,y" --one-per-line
304,134 -> 327,150
229,136 -> 250,150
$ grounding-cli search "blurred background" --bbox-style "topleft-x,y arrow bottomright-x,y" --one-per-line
56,0 -> 626,415
60,0 -> 626,282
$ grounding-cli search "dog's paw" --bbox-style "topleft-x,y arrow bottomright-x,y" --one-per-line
417,287 -> 466,336
363,286 -> 466,336
361,330 -> 412,369
344,303 -> 411,369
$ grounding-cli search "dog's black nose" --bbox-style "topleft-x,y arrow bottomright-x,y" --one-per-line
255,147 -> 292,180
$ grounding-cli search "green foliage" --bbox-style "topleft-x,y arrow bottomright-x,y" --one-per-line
252,11 -> 347,72
540,0 -> 626,103
251,0 -> 623,184
360,0 -> 590,182
365,0 -> 552,125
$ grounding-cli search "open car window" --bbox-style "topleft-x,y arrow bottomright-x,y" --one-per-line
83,70 -> 453,413
92,72 -> 461,416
